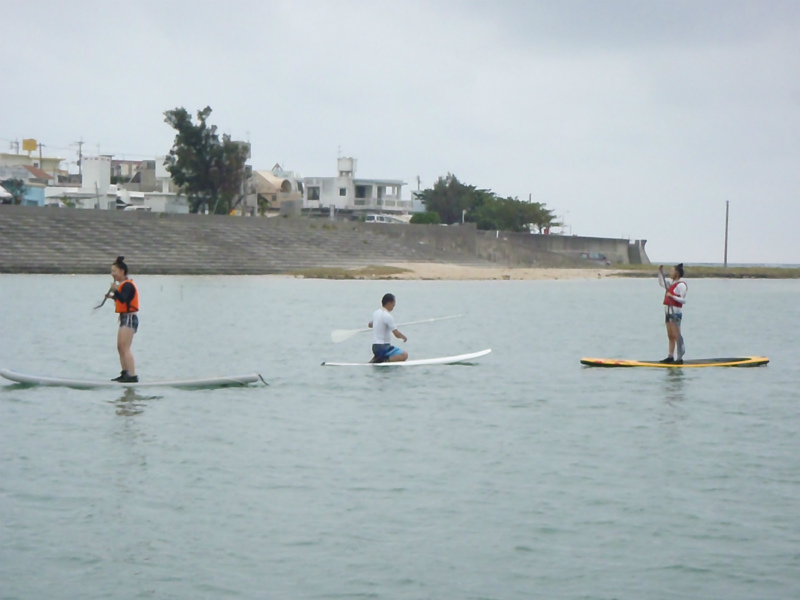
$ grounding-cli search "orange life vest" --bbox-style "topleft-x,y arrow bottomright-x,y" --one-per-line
115,279 -> 139,313
663,280 -> 686,308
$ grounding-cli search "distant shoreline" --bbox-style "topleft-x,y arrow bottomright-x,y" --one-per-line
285,263 -> 800,281
2,264 -> 797,280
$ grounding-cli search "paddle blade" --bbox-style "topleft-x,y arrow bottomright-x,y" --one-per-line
331,329 -> 361,343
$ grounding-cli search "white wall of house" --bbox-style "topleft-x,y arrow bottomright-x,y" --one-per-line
145,193 -> 189,213
303,158 -> 410,212
0,153 -> 33,167
82,156 -> 112,195
0,153 -> 64,178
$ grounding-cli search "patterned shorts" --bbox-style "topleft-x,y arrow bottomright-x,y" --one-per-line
119,313 -> 139,333
372,343 -> 403,362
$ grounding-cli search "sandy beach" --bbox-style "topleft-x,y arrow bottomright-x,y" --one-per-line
386,262 -> 621,280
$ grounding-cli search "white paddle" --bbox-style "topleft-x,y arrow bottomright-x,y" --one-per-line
331,314 -> 463,343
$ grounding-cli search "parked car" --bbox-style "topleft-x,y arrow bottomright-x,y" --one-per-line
365,213 -> 404,224
123,205 -> 152,212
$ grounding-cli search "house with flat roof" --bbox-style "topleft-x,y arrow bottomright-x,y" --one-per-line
0,152 -> 65,183
302,157 -> 411,214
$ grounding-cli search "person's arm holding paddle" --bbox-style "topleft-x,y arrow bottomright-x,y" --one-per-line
367,320 -> 408,344
393,327 -> 407,344
658,265 -> 669,289
105,280 -> 116,299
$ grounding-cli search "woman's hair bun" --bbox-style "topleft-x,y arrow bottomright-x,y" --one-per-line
116,256 -> 125,262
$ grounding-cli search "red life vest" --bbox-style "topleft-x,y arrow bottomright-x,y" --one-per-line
663,280 -> 686,308
115,279 -> 139,314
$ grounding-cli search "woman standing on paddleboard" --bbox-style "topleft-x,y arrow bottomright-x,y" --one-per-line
659,263 -> 687,364
105,256 -> 139,382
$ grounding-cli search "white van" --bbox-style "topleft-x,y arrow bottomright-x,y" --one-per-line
365,213 -> 403,224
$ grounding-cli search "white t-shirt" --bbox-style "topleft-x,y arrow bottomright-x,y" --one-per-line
372,308 -> 396,344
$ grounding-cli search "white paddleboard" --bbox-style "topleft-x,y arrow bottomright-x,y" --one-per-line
322,348 -> 491,367
0,368 -> 265,389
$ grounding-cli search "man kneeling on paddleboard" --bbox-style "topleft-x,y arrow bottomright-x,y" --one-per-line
658,263 -> 687,364
368,293 -> 408,363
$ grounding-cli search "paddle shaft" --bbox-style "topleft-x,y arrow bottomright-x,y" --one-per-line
331,314 -> 462,343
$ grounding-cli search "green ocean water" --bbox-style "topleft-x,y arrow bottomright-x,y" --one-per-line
1,275 -> 798,600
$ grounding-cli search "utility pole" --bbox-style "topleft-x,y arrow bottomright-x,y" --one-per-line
75,138 -> 84,177
38,142 -> 44,169
723,200 -> 730,268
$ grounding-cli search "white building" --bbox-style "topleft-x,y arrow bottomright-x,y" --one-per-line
44,155 -> 187,212
81,156 -> 112,195
302,157 -> 411,214
0,151 -> 65,179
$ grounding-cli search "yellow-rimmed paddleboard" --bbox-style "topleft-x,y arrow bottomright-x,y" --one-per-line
580,357 -> 769,368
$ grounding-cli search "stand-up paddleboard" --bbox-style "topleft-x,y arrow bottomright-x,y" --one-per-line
0,368 -> 266,389
322,348 -> 491,367
580,357 -> 769,368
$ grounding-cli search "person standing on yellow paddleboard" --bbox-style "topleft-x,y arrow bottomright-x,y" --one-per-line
658,263 -> 687,364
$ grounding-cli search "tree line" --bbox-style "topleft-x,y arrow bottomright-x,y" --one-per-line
411,174 -> 558,233
6,108 -> 560,231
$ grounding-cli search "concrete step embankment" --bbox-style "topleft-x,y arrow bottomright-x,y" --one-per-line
0,206 -> 481,274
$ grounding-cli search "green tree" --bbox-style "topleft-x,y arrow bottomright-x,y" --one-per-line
418,174 -> 494,225
409,211 -> 441,225
1,178 -> 26,204
419,174 -> 557,232
524,200 -> 557,234
163,106 -> 250,214
473,196 -> 557,233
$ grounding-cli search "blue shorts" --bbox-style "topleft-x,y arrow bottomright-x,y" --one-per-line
119,313 -> 139,333
665,311 -> 682,325
372,343 -> 403,362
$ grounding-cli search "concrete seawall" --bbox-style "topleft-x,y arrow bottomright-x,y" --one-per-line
364,221 -> 649,266
0,206 -> 648,274
0,206 -> 446,274
476,230 -> 650,265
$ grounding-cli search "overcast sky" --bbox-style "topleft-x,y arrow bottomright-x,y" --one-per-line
2,0 -> 799,263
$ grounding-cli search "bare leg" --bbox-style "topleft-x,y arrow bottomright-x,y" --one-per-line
117,326 -> 136,375
666,322 -> 677,357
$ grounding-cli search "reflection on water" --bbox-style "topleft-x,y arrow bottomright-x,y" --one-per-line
663,368 -> 686,405
111,388 -> 162,416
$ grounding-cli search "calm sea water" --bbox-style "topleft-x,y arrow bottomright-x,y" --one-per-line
1,275 -> 798,600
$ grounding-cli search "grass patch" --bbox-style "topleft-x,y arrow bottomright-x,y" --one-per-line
286,265 -> 412,279
613,264 -> 800,279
